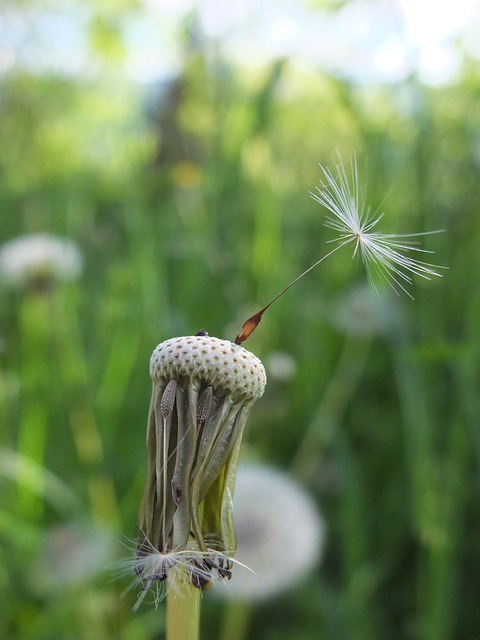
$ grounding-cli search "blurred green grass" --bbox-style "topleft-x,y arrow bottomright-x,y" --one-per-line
0,17 -> 479,640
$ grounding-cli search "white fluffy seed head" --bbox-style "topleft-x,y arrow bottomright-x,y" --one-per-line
220,464 -> 325,601
0,233 -> 83,287
150,336 -> 266,401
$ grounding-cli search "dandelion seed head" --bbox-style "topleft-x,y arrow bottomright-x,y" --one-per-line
150,335 -> 266,402
311,154 -> 445,298
0,233 -> 83,289
130,336 -> 266,607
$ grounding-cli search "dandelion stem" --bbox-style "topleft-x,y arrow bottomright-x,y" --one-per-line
166,578 -> 201,640
221,601 -> 252,640
259,241 -> 350,311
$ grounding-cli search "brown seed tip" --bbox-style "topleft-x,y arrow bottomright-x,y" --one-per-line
234,310 -> 265,345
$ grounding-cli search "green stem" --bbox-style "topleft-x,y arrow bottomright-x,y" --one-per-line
17,292 -> 51,520
166,579 -> 201,640
221,601 -> 252,640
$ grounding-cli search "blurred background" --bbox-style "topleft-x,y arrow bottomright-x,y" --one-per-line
0,0 -> 479,638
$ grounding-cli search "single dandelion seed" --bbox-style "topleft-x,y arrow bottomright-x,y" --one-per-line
234,153 -> 445,345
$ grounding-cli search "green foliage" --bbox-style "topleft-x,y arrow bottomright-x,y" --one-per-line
1,7 -> 479,640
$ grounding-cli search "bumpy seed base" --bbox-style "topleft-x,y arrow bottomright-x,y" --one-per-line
150,336 -> 266,401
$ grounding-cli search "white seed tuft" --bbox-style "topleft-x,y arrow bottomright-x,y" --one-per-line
150,336 -> 266,401
0,233 -> 83,287
218,464 -> 325,601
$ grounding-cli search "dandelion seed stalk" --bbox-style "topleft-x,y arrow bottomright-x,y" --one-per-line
166,577 -> 200,640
